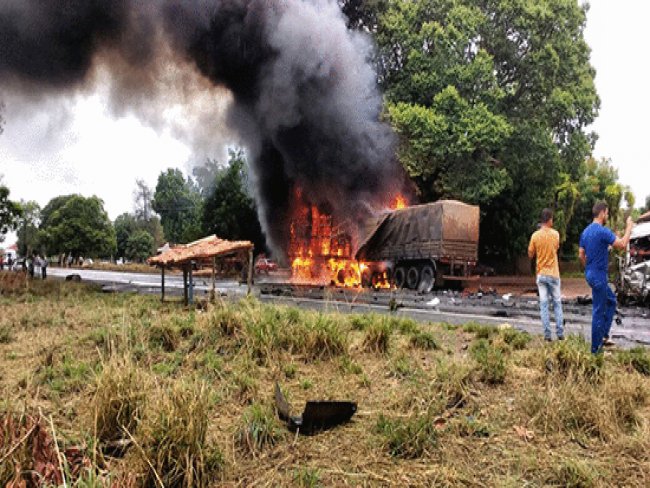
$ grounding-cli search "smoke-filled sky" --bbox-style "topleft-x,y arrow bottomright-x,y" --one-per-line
1,0 -> 649,249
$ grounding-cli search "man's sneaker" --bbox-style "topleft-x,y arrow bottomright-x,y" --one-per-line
603,337 -> 616,347
544,337 -> 552,342
557,336 -> 565,341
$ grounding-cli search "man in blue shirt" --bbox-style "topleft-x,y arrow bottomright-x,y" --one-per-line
579,201 -> 634,354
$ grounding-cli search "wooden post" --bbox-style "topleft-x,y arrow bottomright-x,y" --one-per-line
212,256 -> 216,297
188,261 -> 194,305
161,266 -> 165,302
183,266 -> 188,306
247,248 -> 254,295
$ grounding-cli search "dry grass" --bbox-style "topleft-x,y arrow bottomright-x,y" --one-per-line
1,274 -> 650,486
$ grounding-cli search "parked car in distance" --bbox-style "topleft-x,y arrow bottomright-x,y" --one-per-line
255,257 -> 278,274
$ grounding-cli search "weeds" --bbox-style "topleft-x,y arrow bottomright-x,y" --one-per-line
235,402 -> 285,456
502,329 -> 532,350
375,412 -> 438,458
92,357 -> 148,442
617,347 -> 650,376
133,380 -> 222,487
410,330 -> 439,350
462,322 -> 496,339
293,467 -> 321,487
470,339 -> 507,384
0,324 -> 13,343
362,320 -> 392,354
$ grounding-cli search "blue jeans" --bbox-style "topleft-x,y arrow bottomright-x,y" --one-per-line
586,271 -> 617,354
536,275 -> 564,339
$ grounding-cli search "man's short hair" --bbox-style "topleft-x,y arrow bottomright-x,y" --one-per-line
592,201 -> 609,218
540,208 -> 554,224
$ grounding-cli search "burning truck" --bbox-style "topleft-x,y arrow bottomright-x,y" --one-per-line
289,195 -> 480,292
617,214 -> 650,305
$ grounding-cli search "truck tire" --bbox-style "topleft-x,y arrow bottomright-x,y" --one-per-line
394,267 -> 406,288
406,266 -> 420,289
418,265 -> 435,294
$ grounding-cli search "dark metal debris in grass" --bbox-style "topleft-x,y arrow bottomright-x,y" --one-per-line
274,383 -> 357,435
576,295 -> 593,306
65,274 -> 82,282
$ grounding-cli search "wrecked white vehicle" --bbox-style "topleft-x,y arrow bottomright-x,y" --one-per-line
618,217 -> 650,305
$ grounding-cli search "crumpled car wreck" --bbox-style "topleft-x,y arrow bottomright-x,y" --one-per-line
618,215 -> 650,305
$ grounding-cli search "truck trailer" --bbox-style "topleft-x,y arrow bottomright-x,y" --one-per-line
355,200 -> 479,292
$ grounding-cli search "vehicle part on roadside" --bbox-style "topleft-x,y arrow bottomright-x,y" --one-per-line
274,383 -> 357,435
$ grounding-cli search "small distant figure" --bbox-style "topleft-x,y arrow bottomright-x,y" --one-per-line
528,208 -> 564,342
41,255 -> 47,280
67,254 -> 73,268
579,201 -> 634,354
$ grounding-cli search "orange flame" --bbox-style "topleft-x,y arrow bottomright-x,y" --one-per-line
392,194 -> 407,210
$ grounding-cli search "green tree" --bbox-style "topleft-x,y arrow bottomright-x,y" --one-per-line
374,0 -> 598,261
40,195 -> 116,258
201,149 -> 266,252
562,157 -> 625,256
114,212 -> 138,259
0,181 -> 22,243
125,229 -> 155,263
16,200 -> 41,256
152,169 -> 203,244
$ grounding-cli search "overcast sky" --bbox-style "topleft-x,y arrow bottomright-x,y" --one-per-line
1,1 -> 648,247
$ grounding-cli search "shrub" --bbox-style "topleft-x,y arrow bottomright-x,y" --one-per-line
0,324 -> 13,344
551,336 -> 603,378
462,322 -> 496,339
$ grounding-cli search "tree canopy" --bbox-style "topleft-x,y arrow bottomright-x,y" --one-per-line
40,195 -> 116,258
16,200 -> 41,256
152,169 -> 203,244
361,0 -> 599,261
125,229 -> 155,263
0,182 -> 22,242
201,149 -> 266,253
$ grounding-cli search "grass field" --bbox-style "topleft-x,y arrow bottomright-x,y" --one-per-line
1,272 -> 650,487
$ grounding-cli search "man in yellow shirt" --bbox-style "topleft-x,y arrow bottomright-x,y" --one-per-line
528,208 -> 564,341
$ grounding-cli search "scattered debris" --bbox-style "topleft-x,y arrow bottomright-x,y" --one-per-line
65,274 -> 82,282
427,297 -> 441,307
274,383 -> 357,435
576,295 -> 592,306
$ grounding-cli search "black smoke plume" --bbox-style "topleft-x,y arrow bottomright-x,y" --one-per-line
0,0 -> 405,258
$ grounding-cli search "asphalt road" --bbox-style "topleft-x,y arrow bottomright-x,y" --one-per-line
45,268 -> 650,348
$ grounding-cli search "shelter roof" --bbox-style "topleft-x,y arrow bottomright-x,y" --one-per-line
148,235 -> 253,268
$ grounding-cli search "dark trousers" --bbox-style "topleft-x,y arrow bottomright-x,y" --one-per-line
586,272 -> 617,354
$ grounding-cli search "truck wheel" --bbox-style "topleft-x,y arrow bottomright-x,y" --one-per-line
394,267 -> 406,288
418,265 -> 435,294
406,266 -> 420,290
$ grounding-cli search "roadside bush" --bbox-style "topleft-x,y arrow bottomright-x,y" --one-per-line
148,323 -> 180,352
